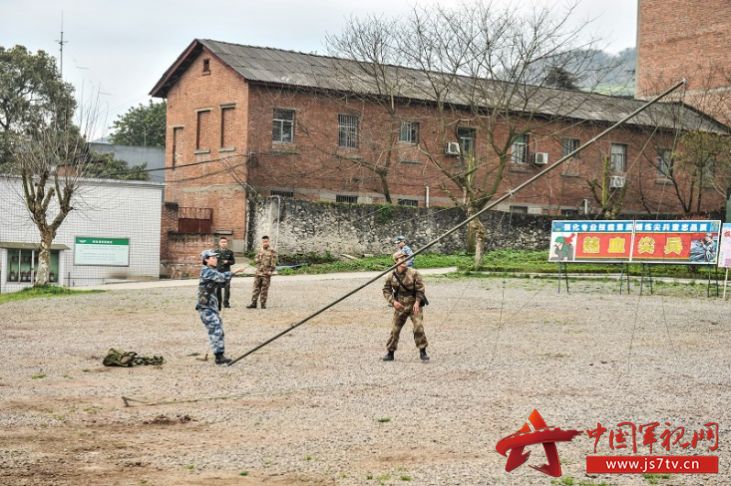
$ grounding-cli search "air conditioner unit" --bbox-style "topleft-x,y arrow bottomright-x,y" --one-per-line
445,142 -> 461,156
533,152 -> 549,165
609,175 -> 626,188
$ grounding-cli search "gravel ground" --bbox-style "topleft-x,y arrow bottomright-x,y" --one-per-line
0,274 -> 729,486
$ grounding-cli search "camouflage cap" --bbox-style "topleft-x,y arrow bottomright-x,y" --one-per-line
393,235 -> 406,243
200,249 -> 218,260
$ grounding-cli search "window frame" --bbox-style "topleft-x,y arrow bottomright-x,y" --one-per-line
399,121 -> 420,144
397,198 -> 419,207
272,108 -> 295,144
509,205 -> 529,214
511,134 -> 529,164
335,194 -> 358,204
562,138 -> 581,159
610,143 -> 627,173
457,127 -> 476,157
338,113 -> 359,149
656,148 -> 673,177
270,190 -> 294,198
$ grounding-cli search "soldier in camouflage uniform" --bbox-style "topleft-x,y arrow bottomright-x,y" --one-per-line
215,236 -> 236,309
197,249 -> 242,365
247,235 -> 277,309
382,251 -> 430,362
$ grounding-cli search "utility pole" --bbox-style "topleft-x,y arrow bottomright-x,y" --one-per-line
56,11 -> 68,80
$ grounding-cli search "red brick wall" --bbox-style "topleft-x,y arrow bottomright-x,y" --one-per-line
246,84 -> 722,214
164,48 -> 249,239
637,0 -> 731,122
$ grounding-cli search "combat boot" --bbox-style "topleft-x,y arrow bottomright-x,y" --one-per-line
382,351 -> 395,361
246,302 -> 257,309
215,353 -> 232,365
260,303 -> 266,309
420,348 -> 430,361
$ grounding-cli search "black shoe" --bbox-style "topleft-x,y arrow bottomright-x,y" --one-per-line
260,303 -> 266,309
215,353 -> 232,365
420,348 -> 430,361
224,303 -> 231,308
382,351 -> 394,361
246,302 -> 257,309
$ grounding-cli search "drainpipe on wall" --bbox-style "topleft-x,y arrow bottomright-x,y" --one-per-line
425,185 -> 430,208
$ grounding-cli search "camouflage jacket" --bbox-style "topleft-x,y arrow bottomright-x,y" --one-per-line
255,248 -> 277,276
215,248 -> 236,272
382,267 -> 425,305
196,266 -> 232,310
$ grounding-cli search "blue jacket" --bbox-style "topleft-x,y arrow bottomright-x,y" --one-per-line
196,266 -> 232,310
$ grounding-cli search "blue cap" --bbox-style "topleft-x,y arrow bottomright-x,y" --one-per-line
201,249 -> 217,260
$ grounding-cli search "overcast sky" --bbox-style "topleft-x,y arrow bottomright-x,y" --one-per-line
1,0 -> 637,140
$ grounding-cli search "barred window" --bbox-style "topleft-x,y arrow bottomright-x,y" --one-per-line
511,134 -> 529,163
338,114 -> 359,148
270,190 -> 294,198
336,194 -> 358,204
657,149 -> 672,177
398,198 -> 419,207
399,121 -> 420,144
272,109 -> 295,143
610,143 -> 627,173
562,138 -> 580,158
457,127 -> 476,156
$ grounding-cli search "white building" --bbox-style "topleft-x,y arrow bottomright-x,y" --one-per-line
0,176 -> 163,293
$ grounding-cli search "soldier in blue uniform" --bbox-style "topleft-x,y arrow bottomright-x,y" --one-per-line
196,249 -> 243,365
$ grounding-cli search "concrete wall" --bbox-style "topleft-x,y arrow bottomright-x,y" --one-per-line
251,197 -> 551,257
0,176 -> 163,292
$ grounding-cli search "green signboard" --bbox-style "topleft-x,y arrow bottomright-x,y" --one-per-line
74,237 -> 130,266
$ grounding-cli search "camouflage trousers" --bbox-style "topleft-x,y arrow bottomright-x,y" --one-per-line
251,275 -> 271,305
199,308 -> 225,354
386,300 -> 428,352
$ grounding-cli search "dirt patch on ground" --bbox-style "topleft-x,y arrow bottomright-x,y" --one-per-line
1,276 -> 729,485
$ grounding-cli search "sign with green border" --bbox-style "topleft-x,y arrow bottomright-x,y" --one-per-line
74,237 -> 130,266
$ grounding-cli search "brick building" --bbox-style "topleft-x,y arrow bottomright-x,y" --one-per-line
151,39 -> 727,266
637,0 -> 731,123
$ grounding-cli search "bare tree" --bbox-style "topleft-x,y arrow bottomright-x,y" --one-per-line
638,67 -> 731,215
397,3 -> 607,267
10,98 -> 100,286
325,15 -> 411,203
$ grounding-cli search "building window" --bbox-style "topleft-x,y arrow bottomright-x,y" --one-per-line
221,106 -> 235,149
202,58 -> 210,74
562,138 -> 580,158
509,205 -> 528,214
271,190 -> 294,198
399,121 -> 420,144
172,127 -> 183,169
398,198 -> 419,207
511,134 -> 529,163
610,143 -> 627,173
6,248 -> 60,283
336,194 -> 358,204
272,109 -> 295,143
196,109 -> 211,151
561,208 -> 579,216
657,149 -> 672,177
338,114 -> 359,148
457,127 -> 476,157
